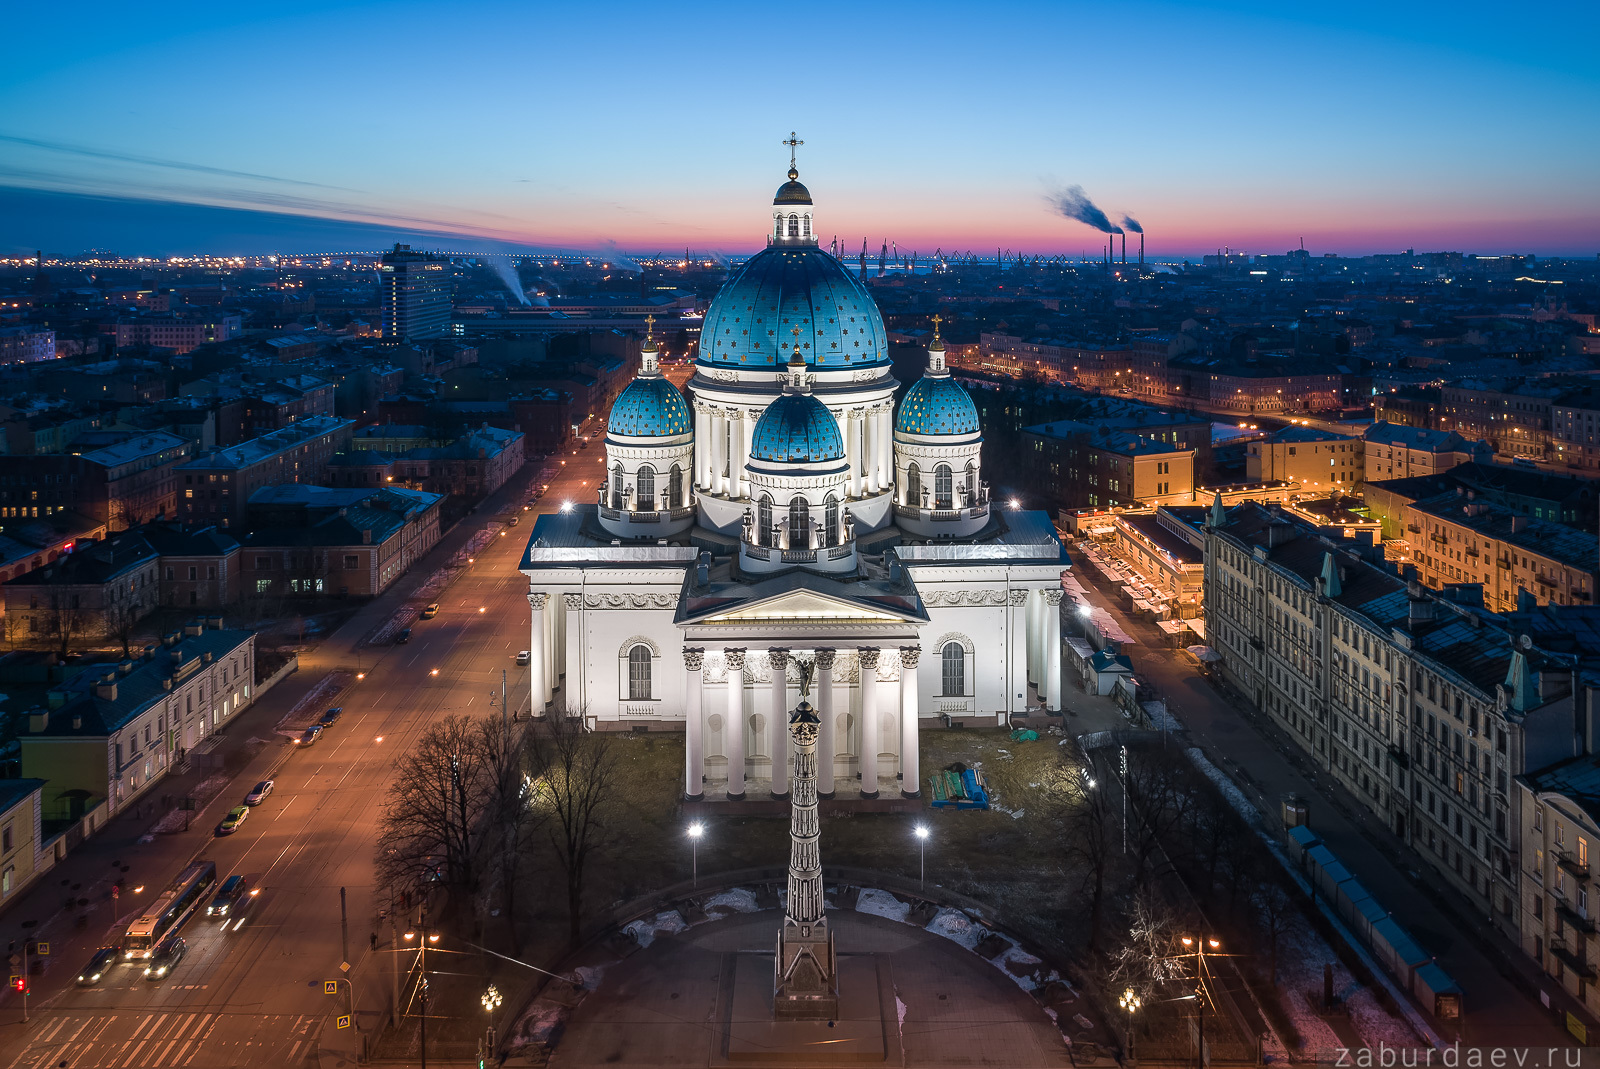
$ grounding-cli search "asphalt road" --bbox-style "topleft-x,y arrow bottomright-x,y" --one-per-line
0,435 -> 611,1069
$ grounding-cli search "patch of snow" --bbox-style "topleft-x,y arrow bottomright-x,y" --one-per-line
652,910 -> 688,935
895,995 -> 907,1034
925,907 -> 986,950
573,963 -> 609,990
704,887 -> 760,915
855,887 -> 912,922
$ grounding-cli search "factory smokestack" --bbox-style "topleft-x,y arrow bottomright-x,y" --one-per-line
1121,232 -> 1126,264
1140,232 -> 1144,265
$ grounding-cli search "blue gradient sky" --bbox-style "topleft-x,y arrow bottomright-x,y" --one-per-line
3,0 -> 1597,258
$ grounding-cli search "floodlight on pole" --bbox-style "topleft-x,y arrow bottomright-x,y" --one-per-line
914,824 -> 930,888
687,822 -> 704,888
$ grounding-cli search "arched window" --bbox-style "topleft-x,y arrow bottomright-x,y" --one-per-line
788,498 -> 810,548
627,644 -> 652,700
636,465 -> 655,512
941,642 -> 966,697
905,463 -> 922,507
668,465 -> 683,509
934,464 -> 953,509
802,214 -> 812,237
758,495 -> 773,547
964,461 -> 977,502
824,494 -> 839,546
611,463 -> 625,509
787,214 -> 799,238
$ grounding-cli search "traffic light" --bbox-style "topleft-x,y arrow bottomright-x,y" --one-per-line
10,975 -> 25,993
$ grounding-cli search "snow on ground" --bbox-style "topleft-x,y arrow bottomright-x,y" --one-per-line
703,887 -> 760,915
275,672 -> 349,734
573,963 -> 610,990
1272,908 -> 1425,1057
854,887 -> 912,922
924,906 -> 987,950
626,910 -> 689,947
147,771 -> 234,835
993,944 -> 1055,992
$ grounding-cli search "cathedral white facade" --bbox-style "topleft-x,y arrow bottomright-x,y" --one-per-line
520,158 -> 1068,801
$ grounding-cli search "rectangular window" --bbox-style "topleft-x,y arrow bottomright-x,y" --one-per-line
1,825 -> 10,853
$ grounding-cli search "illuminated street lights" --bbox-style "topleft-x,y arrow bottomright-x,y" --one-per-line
1179,934 -> 1221,1069
1118,988 -> 1142,1063
687,822 -> 704,888
914,825 -> 929,888
481,983 -> 503,1065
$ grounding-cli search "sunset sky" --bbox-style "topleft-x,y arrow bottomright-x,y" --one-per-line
3,0 -> 1597,258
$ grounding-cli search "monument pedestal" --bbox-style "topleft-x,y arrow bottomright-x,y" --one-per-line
719,950 -> 897,1065
773,916 -> 837,1019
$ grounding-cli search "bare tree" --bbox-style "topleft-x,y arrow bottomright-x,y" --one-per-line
1250,881 -> 1295,986
475,715 -> 541,950
46,590 -> 89,656
1105,889 -> 1188,1004
527,706 -> 619,949
376,715 -> 493,902
1122,747 -> 1197,885
1046,759 -> 1118,952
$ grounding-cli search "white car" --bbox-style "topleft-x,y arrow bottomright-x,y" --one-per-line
516,651 -> 531,666
245,779 -> 274,806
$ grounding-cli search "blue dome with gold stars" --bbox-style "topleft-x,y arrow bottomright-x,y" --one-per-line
896,376 -> 980,436
608,377 -> 692,437
751,394 -> 844,463
700,246 -> 888,369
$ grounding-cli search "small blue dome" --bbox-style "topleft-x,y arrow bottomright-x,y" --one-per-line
608,377 -> 692,437
700,246 -> 888,369
751,394 -> 844,463
896,377 -> 981,436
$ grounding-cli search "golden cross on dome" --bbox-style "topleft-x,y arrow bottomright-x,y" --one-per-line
931,314 -> 943,340
644,313 -> 655,340
783,132 -> 804,168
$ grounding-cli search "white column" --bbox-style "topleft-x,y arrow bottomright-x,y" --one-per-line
1026,590 -> 1040,688
899,646 -> 921,798
528,592 -> 548,716
684,648 -> 705,800
816,648 -> 837,797
769,648 -> 790,797
736,409 -> 753,499
1008,589 -> 1028,714
1044,590 -> 1063,712
876,408 -> 891,491
694,404 -> 710,488
562,593 -> 583,715
543,590 -> 556,705
864,410 -> 880,494
709,410 -> 726,496
844,410 -> 859,498
859,647 -> 880,797
725,648 -> 746,799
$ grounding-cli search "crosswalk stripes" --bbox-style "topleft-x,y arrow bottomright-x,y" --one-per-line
9,1013 -> 317,1069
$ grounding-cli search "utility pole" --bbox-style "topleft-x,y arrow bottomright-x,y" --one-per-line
389,892 -> 400,1031
340,886 -> 349,967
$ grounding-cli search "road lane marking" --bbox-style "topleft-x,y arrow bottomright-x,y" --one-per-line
172,1040 -> 194,1065
121,1039 -> 150,1067
153,1038 -> 180,1064
38,1018 -> 67,1042
167,1012 -> 197,1040
287,1040 -> 303,1061
132,1013 -> 163,1040
64,1042 -> 98,1069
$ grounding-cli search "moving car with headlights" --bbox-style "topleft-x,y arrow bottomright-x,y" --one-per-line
244,779 -> 274,806
75,946 -> 119,986
420,603 -> 439,619
319,706 -> 343,727
207,875 -> 253,918
143,935 -> 187,980
516,650 -> 531,666
216,805 -> 249,835
295,725 -> 322,747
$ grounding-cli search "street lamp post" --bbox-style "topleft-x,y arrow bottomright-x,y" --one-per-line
687,822 -> 704,888
404,912 -> 442,1069
481,983 -> 503,1066
1180,934 -> 1220,1069
1118,988 -> 1142,1063
914,825 -> 929,889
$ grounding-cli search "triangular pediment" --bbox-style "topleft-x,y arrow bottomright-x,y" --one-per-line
701,589 -> 907,625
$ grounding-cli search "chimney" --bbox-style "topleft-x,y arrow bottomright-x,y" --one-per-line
143,644 -> 157,661
163,630 -> 182,647
1266,520 -> 1295,548
95,675 -> 118,701
171,648 -> 185,665
29,711 -> 47,733
1140,232 -> 1144,266
696,550 -> 710,586
71,715 -> 82,730
1510,515 -> 1529,533
184,620 -> 203,637
208,615 -> 223,630
1408,590 -> 1435,629
47,691 -> 67,709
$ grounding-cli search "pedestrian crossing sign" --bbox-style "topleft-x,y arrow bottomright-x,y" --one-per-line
324,980 -> 338,995
36,943 -> 48,956
336,1015 -> 351,1030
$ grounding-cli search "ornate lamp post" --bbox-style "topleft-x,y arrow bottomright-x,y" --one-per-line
481,983 -> 502,1065
1118,987 -> 1142,1063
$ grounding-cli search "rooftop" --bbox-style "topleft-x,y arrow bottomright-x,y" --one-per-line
1024,419 -> 1192,456
78,431 -> 189,468
175,415 -> 353,472
1409,495 -> 1599,572
4,533 -> 157,587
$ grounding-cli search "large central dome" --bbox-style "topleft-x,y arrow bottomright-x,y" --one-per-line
699,246 -> 889,370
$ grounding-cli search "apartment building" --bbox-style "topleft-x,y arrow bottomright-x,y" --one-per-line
1363,422 -> 1489,482
1439,379 -> 1560,458
173,415 -> 354,527
1205,501 -> 1577,940
1245,426 -> 1363,490
1518,735 -> 1600,1018
240,484 -> 443,597
1403,495 -> 1597,610
1023,419 -> 1196,511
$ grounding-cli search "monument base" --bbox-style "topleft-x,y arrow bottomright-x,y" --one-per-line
718,951 -> 895,1065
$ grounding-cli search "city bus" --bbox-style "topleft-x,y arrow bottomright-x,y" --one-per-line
123,861 -> 217,961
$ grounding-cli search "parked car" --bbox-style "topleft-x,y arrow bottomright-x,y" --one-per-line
75,946 -> 119,986
144,935 -> 187,980
507,516 -> 519,527
420,604 -> 439,620
319,706 -> 343,727
208,875 -> 253,918
295,725 -> 322,747
217,805 -> 249,835
395,628 -> 412,644
244,779 -> 274,806
516,650 -> 531,666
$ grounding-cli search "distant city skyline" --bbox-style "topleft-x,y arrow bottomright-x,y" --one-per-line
3,0 -> 1598,258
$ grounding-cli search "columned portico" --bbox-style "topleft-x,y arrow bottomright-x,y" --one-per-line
684,647 -> 705,800
898,645 -> 921,798
528,592 -> 548,714
858,647 -> 881,798
1042,590 -> 1063,712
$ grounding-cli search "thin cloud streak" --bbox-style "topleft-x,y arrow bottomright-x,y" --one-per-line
0,132 -> 360,191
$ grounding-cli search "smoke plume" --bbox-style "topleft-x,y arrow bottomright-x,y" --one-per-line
1049,185 -> 1121,234
1120,214 -> 1144,234
491,255 -> 529,305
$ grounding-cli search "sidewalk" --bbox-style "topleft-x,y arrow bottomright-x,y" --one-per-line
1064,549 -> 1577,1048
